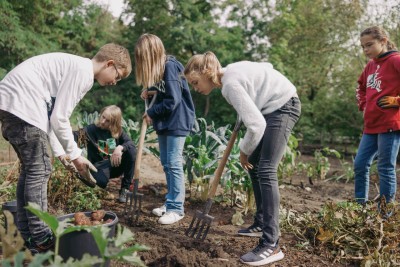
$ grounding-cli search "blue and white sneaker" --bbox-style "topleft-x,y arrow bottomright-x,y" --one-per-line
240,242 -> 284,266
238,222 -> 263,237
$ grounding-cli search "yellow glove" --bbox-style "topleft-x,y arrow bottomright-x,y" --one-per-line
377,96 -> 400,109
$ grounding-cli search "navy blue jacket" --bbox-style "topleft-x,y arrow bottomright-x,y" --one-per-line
147,56 -> 195,136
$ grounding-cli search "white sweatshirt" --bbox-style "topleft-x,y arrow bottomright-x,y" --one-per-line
0,53 -> 94,160
221,61 -> 296,156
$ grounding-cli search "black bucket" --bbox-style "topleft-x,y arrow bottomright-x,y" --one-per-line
57,211 -> 118,267
2,200 -> 17,230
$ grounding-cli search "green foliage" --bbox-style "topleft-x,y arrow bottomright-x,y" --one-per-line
182,118 -> 227,199
278,134 -> 301,182
66,190 -> 102,213
0,164 -> 18,203
298,147 -> 341,182
49,158 -> 102,213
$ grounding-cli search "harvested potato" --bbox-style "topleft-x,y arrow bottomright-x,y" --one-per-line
76,216 -> 92,226
74,212 -> 86,221
91,210 -> 105,221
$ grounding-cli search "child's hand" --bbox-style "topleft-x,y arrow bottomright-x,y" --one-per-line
111,146 -> 123,167
141,90 -> 149,100
240,151 -> 253,171
377,96 -> 400,109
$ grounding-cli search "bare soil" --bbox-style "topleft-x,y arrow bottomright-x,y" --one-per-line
99,153 -> 384,267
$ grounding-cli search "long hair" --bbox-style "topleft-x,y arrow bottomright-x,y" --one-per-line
184,51 -> 222,87
96,105 -> 122,139
93,43 -> 132,78
134,34 -> 166,89
360,26 -> 398,50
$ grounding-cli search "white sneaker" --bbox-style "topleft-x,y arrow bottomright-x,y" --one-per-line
158,211 -> 184,225
152,205 -> 166,217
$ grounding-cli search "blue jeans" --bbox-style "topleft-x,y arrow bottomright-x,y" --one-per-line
248,97 -> 301,246
158,135 -> 186,215
0,110 -> 52,243
354,132 -> 400,204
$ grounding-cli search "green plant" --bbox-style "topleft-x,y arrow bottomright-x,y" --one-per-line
278,134 -> 301,182
221,130 -> 254,214
147,118 -> 231,200
184,118 -> 228,185
329,156 -> 355,183
0,163 -> 18,203
66,190 -> 102,212
298,147 -> 341,184
0,203 -> 149,267
49,158 -> 103,213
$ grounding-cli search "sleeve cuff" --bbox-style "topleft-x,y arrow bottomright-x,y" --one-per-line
69,148 -> 83,161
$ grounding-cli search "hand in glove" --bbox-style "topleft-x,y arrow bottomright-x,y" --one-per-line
72,156 -> 98,187
58,155 -> 77,172
377,96 -> 400,109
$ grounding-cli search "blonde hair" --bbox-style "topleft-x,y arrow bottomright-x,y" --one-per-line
360,26 -> 397,50
134,34 -> 166,89
184,51 -> 222,87
93,43 -> 132,78
96,105 -> 123,138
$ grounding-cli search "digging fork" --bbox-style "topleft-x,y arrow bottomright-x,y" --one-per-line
125,91 -> 157,225
185,117 -> 242,240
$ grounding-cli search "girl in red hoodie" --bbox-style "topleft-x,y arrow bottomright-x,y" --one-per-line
355,26 -> 400,209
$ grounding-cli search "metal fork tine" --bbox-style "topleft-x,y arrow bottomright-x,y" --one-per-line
191,216 -> 203,238
200,224 -> 211,241
185,216 -> 197,236
195,221 -> 207,239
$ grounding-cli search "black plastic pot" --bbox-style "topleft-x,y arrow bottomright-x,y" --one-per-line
2,200 -> 17,230
57,211 -> 118,267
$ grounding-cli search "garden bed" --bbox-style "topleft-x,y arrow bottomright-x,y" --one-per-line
99,153 -> 385,267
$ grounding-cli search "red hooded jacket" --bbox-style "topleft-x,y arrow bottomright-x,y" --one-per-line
356,52 -> 400,134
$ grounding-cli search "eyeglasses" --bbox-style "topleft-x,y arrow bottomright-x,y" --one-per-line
113,64 -> 122,82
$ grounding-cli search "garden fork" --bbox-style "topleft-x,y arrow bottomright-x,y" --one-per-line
125,91 -> 157,225
185,116 -> 242,240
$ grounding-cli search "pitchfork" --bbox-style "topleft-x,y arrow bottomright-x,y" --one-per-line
185,117 -> 242,240
125,91 -> 157,225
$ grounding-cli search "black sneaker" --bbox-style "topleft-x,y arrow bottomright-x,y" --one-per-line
240,241 -> 284,266
26,234 -> 55,255
118,188 -> 129,203
238,222 -> 263,237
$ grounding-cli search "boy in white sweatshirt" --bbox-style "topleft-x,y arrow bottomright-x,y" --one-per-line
0,43 -> 131,253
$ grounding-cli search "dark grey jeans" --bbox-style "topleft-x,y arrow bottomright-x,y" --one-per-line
0,110 -> 52,243
248,97 -> 301,246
